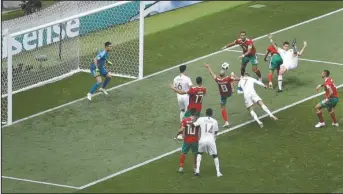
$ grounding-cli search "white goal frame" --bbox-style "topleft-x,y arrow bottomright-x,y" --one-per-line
2,1 -> 145,125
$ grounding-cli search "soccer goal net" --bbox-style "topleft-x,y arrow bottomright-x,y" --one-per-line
1,1 -> 144,125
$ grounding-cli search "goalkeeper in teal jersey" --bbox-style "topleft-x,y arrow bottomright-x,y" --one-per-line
87,41 -> 113,101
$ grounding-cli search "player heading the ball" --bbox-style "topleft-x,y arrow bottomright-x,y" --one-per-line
87,41 -> 114,101
237,73 -> 278,128
314,70 -> 339,128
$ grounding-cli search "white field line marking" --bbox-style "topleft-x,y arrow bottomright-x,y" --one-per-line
3,8 -> 342,129
1,176 -> 80,190
228,50 -> 343,66
78,83 -> 343,189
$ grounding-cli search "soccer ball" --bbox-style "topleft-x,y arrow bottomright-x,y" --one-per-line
221,62 -> 230,70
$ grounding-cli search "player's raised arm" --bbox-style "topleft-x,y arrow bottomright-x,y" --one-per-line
268,34 -> 279,51
175,125 -> 185,139
221,40 -> 236,50
169,83 -> 187,94
204,64 -> 217,80
298,41 -> 307,56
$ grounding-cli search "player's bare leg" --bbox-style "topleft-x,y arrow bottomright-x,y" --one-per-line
212,154 -> 223,177
87,76 -> 103,101
248,106 -> 263,128
257,100 -> 278,120
328,108 -> 339,127
252,66 -> 262,82
99,73 -> 112,95
314,103 -> 325,128
180,108 -> 185,122
221,104 -> 229,128
195,153 -> 202,176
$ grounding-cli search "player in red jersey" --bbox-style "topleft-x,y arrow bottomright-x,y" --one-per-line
205,64 -> 240,127
314,70 -> 339,128
221,31 -> 262,81
264,44 -> 283,89
174,108 -> 200,173
170,77 -> 206,119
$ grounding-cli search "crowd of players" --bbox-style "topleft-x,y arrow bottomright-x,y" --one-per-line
169,31 -> 339,177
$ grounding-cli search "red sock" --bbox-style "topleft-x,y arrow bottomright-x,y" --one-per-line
179,154 -> 185,168
316,111 -> 324,123
268,72 -> 273,82
221,108 -> 228,122
330,111 -> 337,123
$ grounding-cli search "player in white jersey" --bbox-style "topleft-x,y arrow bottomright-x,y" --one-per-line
193,108 -> 223,177
237,73 -> 278,128
268,34 -> 307,92
173,65 -> 193,121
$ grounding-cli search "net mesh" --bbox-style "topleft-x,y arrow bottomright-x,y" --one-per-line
1,1 -> 141,123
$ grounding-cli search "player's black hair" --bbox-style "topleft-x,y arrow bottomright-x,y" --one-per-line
283,41 -> 290,45
240,31 -> 246,35
179,65 -> 187,73
196,77 -> 202,84
105,42 -> 112,47
190,108 -> 197,116
206,108 -> 213,117
323,70 -> 330,77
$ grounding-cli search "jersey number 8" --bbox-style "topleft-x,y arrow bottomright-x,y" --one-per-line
220,84 -> 229,92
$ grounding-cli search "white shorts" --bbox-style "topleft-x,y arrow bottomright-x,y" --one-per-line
198,138 -> 217,155
177,94 -> 189,111
244,93 -> 262,108
281,56 -> 298,71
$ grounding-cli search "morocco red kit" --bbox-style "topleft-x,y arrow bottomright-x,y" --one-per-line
324,78 -> 338,98
181,117 -> 199,143
234,38 -> 256,56
215,76 -> 233,97
187,86 -> 206,112
267,44 -> 278,55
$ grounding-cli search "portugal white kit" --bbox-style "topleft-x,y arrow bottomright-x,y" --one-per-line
237,76 -> 265,108
193,116 -> 219,155
173,74 -> 192,121
278,48 -> 299,70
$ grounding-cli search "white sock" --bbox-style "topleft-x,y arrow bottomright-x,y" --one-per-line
196,154 -> 202,173
261,104 -> 273,117
250,110 -> 262,124
180,111 -> 185,121
278,75 -> 283,90
214,157 -> 220,173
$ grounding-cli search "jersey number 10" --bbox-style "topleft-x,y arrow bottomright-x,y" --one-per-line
186,124 -> 196,135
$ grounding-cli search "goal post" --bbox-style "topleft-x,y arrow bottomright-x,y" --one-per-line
1,1 -> 145,126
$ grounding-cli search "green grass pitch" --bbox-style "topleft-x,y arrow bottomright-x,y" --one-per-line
2,1 -> 343,193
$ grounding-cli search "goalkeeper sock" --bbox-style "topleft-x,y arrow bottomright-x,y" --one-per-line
278,75 -> 283,90
179,154 -> 186,168
102,78 -> 111,89
90,83 -> 100,94
196,154 -> 202,173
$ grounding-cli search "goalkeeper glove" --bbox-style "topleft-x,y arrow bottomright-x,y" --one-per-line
95,68 -> 100,76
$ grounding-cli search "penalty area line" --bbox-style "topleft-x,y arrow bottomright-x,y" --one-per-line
1,176 -> 80,190
78,83 -> 343,190
2,8 -> 342,128
228,50 -> 343,66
